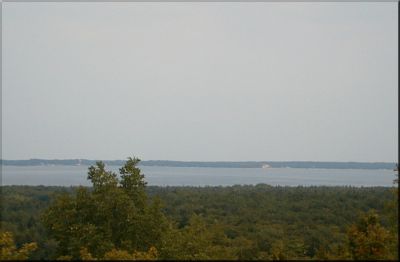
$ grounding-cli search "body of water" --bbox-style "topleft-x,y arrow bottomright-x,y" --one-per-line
1,165 -> 396,187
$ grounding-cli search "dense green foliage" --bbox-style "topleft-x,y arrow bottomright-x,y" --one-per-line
41,158 -> 168,260
148,185 -> 396,259
0,186 -> 73,259
1,159 -> 398,260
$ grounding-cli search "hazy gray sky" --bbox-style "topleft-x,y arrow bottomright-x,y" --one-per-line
2,2 -> 397,162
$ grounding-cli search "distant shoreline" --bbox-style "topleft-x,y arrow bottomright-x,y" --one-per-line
0,159 -> 396,170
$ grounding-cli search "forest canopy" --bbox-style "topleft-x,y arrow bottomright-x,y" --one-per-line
1,157 -> 398,260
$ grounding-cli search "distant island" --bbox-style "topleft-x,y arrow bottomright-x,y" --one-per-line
0,159 -> 396,170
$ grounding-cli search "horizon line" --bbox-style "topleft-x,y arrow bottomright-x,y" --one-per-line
0,158 -> 396,163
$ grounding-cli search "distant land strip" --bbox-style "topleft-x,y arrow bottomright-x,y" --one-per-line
0,159 -> 396,170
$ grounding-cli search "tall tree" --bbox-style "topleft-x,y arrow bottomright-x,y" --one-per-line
42,157 -> 168,259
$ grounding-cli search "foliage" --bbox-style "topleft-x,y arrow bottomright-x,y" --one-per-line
0,186 -> 70,260
102,246 -> 157,260
0,231 -> 37,260
384,172 -> 399,259
0,175 -> 397,260
78,246 -> 157,260
347,210 -> 393,260
41,157 -> 168,259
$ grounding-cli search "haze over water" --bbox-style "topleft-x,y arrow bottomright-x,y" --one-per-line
2,165 -> 395,187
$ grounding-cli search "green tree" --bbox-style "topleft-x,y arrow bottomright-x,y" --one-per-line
347,210 -> 392,260
159,214 -> 237,260
42,157 -> 168,259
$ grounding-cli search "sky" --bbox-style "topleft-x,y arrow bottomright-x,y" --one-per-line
2,2 -> 397,162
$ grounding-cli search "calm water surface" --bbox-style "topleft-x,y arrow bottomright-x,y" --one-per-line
1,165 -> 395,187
